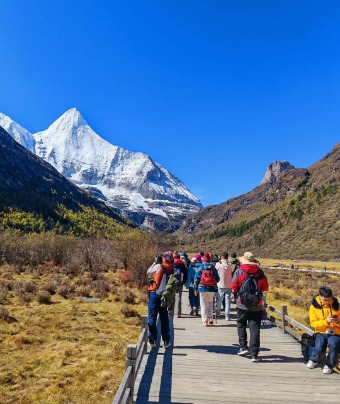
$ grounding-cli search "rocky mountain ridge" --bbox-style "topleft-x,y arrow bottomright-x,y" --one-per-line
179,142 -> 340,260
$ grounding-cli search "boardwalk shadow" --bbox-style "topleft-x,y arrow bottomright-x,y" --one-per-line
260,354 -> 305,363
173,344 -> 239,355
136,316 -> 184,404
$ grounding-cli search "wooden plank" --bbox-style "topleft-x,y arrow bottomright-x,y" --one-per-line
133,292 -> 339,403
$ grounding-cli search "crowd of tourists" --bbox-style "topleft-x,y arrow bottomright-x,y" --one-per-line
146,250 -> 340,373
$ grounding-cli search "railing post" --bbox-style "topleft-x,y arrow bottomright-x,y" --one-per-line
281,304 -> 288,334
141,315 -> 148,354
126,344 -> 137,404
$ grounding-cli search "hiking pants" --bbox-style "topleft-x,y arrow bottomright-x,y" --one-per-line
237,308 -> 262,355
216,288 -> 231,317
200,292 -> 215,323
188,286 -> 200,309
148,292 -> 170,344
310,333 -> 340,368
175,284 -> 183,315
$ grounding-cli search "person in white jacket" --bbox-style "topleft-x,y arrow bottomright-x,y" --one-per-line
215,252 -> 233,320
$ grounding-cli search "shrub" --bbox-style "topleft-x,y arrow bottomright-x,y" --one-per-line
0,286 -> 8,303
0,307 -> 10,321
119,270 -> 133,284
120,305 -> 139,318
92,280 -> 110,298
120,289 -> 136,304
289,296 -> 309,309
25,282 -> 37,294
138,292 -> 148,304
75,285 -> 92,298
57,282 -> 75,299
36,290 -> 52,304
43,281 -> 58,295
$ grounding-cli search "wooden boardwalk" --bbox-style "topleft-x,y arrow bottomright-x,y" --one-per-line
134,292 -> 339,404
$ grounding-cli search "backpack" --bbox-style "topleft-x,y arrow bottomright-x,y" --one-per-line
238,270 -> 264,308
200,264 -> 217,287
174,266 -> 184,284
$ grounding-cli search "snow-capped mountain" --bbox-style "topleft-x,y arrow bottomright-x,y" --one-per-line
0,108 -> 202,231
0,112 -> 35,152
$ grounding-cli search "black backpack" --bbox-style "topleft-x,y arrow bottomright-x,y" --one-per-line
238,270 -> 264,308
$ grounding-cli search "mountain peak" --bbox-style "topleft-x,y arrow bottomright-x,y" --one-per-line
48,108 -> 88,133
0,112 -> 35,151
260,160 -> 295,185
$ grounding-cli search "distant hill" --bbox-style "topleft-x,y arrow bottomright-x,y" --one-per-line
178,142 -> 340,260
0,125 -> 135,235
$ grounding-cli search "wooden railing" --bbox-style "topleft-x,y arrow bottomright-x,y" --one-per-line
264,302 -> 340,372
113,315 -> 148,404
264,302 -> 314,340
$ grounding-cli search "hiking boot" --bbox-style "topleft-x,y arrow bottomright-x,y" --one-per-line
251,355 -> 260,363
237,348 -> 249,356
148,339 -> 156,348
163,341 -> 171,349
306,360 -> 317,369
195,308 -> 199,316
189,308 -> 194,316
322,365 -> 332,374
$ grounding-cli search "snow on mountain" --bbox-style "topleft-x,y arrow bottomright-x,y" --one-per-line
0,108 -> 202,231
0,113 -> 35,152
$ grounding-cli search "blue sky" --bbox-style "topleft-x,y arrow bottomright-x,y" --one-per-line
1,1 -> 339,206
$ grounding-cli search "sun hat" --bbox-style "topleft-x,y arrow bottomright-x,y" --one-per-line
239,251 -> 257,265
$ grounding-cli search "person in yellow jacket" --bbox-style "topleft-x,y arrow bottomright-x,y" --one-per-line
307,286 -> 340,374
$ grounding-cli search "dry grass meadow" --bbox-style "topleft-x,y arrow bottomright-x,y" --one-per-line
0,264 -> 148,404
1,256 -> 340,402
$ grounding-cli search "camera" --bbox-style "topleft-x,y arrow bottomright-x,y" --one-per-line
326,328 -> 335,335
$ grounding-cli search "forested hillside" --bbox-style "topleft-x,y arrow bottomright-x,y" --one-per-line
179,143 -> 340,260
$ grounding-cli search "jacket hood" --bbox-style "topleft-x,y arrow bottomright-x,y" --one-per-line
311,295 -> 339,310
239,263 -> 259,274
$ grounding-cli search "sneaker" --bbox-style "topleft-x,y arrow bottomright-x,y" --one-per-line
306,360 -> 317,369
237,348 -> 249,356
163,341 -> 171,349
148,339 -> 156,348
225,316 -> 230,321
251,355 -> 260,362
322,365 -> 332,374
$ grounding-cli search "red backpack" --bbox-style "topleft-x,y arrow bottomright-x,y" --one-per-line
200,264 -> 217,287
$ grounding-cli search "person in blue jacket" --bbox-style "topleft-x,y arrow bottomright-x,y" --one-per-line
194,254 -> 220,326
186,257 -> 200,316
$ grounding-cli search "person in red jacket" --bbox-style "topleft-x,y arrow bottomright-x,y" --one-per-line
231,252 -> 269,362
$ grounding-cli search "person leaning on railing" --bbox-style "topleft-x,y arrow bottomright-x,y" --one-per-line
307,286 -> 340,375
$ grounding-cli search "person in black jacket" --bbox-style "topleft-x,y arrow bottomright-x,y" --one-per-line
173,252 -> 188,318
